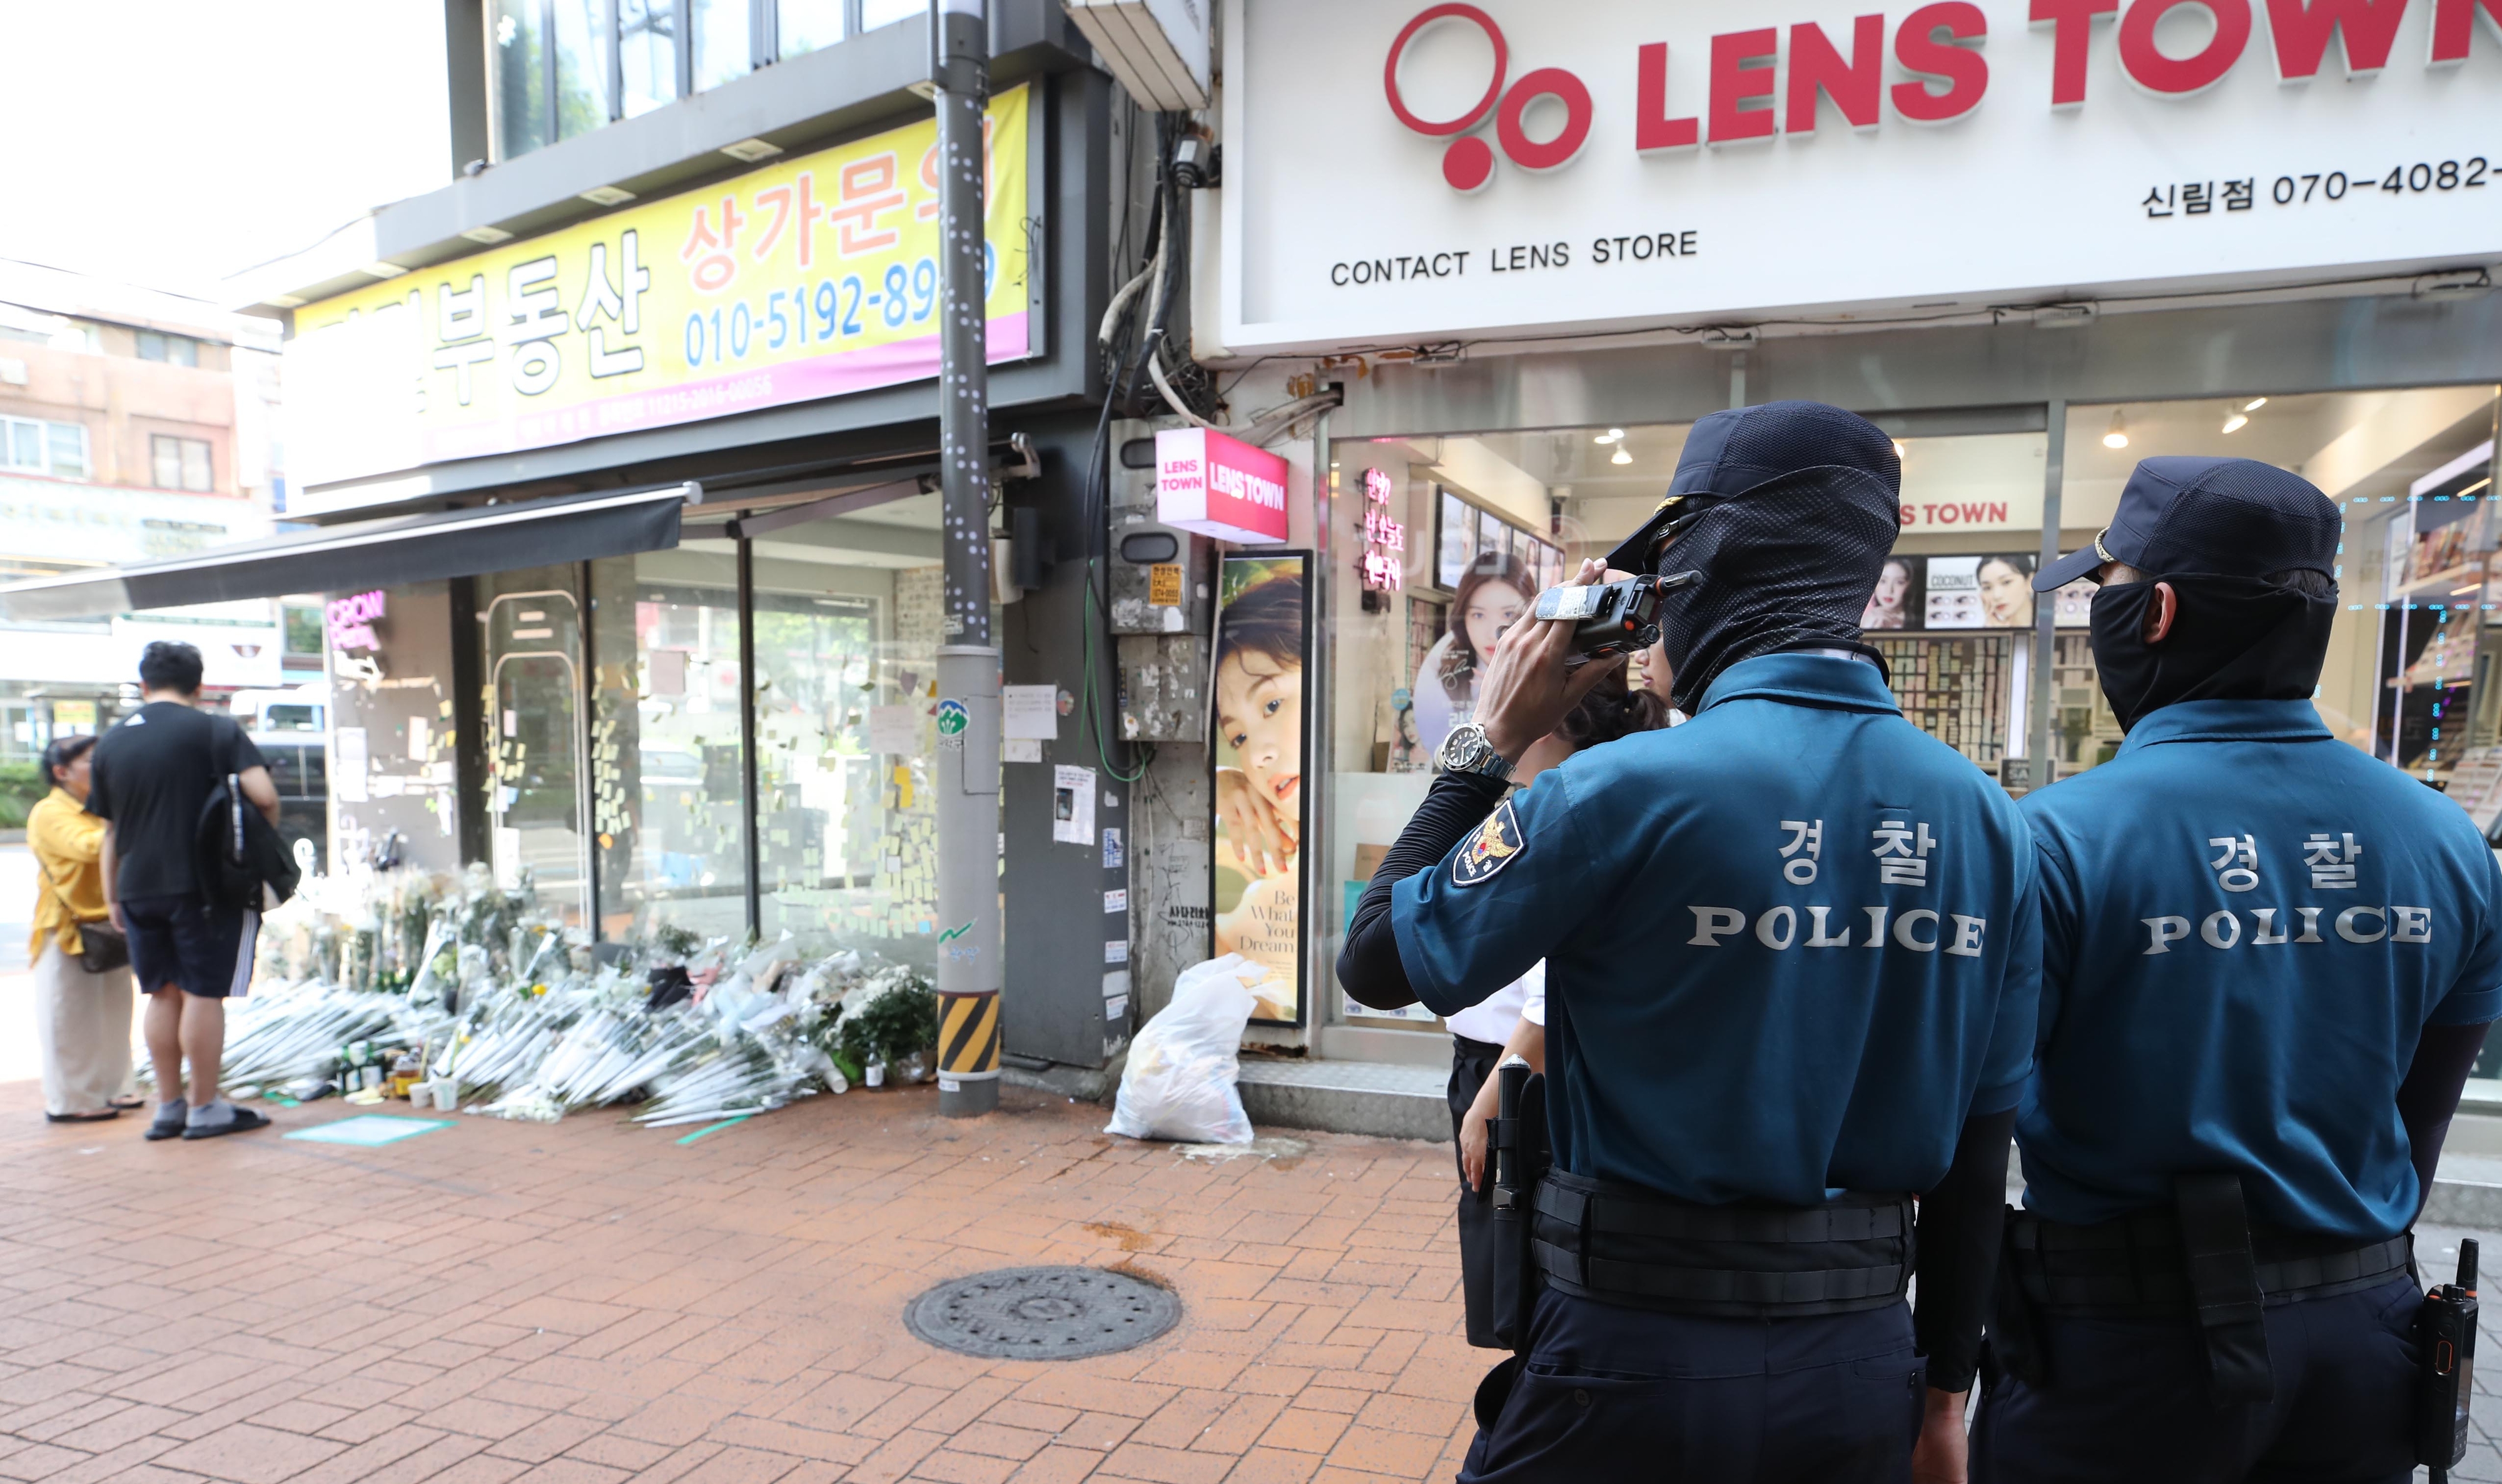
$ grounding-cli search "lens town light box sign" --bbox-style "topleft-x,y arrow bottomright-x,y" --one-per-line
285,85 -> 1037,502
1219,0 -> 2502,353
1155,427 -> 1292,543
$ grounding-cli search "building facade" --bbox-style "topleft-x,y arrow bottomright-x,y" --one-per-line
1115,0 -> 2502,1088
134,1 -> 1143,1088
0,260 -> 294,755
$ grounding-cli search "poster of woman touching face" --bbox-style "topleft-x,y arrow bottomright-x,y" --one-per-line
1212,554 -> 1310,1025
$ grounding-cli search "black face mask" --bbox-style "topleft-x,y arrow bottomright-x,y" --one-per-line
1652,465 -> 1901,713
2088,574 -> 2337,732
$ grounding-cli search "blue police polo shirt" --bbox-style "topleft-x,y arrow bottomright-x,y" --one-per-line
1392,652 -> 2042,1206
2017,699 -> 2502,1241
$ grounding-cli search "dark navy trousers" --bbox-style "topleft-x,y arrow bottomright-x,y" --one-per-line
1459,1288 -> 1926,1482
1449,1034 -> 1506,1350
1972,1275 -> 2422,1484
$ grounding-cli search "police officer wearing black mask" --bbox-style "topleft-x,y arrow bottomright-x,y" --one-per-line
1973,458 -> 2502,1481
1339,400 -> 2042,1481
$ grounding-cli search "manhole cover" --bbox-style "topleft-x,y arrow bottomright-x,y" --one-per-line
904,1266 -> 1179,1359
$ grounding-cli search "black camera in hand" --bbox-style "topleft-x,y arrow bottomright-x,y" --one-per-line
1533,571 -> 1691,662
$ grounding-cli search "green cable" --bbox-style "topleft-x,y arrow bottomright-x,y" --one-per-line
1082,559 -> 1153,784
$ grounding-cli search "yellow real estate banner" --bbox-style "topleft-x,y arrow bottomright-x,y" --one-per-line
287,84 -> 1033,498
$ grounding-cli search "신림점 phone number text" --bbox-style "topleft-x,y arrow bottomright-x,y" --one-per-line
2144,158 -> 2489,217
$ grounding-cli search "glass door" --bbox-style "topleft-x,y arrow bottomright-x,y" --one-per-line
588,543 -> 750,944
481,577 -> 588,926
746,492 -> 949,968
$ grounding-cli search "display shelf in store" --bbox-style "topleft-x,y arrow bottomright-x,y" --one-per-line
2396,564 -> 2488,602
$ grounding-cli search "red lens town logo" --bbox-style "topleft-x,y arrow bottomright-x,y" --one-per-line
1383,4 -> 1593,192
1386,0 -> 2502,193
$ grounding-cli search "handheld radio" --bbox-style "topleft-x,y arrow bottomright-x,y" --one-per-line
1532,572 -> 1695,664
2421,1237 -> 2479,1477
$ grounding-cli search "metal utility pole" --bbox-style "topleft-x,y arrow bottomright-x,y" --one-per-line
931,0 -> 1001,1117
2025,400 -> 2067,793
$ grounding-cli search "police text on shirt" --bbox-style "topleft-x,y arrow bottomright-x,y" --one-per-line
1686,815 -> 1987,956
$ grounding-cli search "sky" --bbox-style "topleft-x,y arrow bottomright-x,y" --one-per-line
0,0 -> 451,302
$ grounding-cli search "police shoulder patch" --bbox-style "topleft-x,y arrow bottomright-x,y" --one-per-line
1452,799 -> 1526,887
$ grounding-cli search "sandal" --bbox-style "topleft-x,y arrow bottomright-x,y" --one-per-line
181,1107 -> 271,1140
44,1109 -> 121,1123
108,1096 -> 145,1110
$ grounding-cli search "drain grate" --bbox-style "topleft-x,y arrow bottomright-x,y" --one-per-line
904,1266 -> 1179,1359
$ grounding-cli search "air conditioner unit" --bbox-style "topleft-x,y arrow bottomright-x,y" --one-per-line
1063,0 -> 1210,111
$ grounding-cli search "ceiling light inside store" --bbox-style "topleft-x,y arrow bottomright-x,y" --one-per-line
2102,413 -> 2129,450
2454,585 -> 2481,596
1611,446 -> 1633,465
2222,412 -> 2249,434
1892,440 -> 1908,457
2244,397 -> 2268,411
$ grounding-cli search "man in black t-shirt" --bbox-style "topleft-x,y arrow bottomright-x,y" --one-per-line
88,642 -> 280,1141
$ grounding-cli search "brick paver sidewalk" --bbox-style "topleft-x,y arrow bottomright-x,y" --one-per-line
0,1080 -> 1482,1483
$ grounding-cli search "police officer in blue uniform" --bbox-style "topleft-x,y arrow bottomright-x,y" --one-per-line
1339,401 -> 2041,1481
1973,457 -> 2502,1482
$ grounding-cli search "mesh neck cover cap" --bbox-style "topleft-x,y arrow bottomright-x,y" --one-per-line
1642,401 -> 1904,713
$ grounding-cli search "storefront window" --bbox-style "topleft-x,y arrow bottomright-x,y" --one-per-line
1862,430 -> 2054,777
1317,402 -> 2500,1045
492,0 -> 610,158
777,0 -> 844,56
619,0 -> 680,119
747,498 -> 948,967
1321,427 -> 1680,1031
589,544 -> 749,943
457,493 -> 976,955
689,0 -> 750,91
552,0 -> 611,138
2062,389 -> 2500,784
492,0 -> 554,159
478,567 -> 588,927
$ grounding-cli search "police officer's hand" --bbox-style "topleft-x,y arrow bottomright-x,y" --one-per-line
1477,558 -> 1629,762
1459,1074 -> 1500,1191
1911,1386 -> 1969,1484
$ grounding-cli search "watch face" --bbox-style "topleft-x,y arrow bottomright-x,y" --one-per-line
1437,725 -> 1484,772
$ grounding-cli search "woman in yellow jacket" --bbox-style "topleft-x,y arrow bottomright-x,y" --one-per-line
30,734 -> 136,1121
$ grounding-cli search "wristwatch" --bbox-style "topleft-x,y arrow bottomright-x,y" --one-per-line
1436,722 -> 1515,784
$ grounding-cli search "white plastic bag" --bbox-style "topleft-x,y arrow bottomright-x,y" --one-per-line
1106,954 -> 1264,1144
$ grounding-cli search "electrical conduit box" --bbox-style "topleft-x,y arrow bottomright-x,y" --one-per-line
1117,633 -> 1205,742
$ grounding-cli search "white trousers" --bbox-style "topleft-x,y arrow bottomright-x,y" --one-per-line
35,941 -> 134,1116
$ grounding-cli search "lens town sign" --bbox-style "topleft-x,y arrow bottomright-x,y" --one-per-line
1218,0 -> 2502,353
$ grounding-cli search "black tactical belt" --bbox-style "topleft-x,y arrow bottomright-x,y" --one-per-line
2007,1209 -> 2409,1318
1531,1171 -> 1914,1318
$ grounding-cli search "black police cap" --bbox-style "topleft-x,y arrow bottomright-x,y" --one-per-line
1604,401 -> 1902,574
2034,456 -> 2342,592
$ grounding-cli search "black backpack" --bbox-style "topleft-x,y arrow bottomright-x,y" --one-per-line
195,721 -> 300,912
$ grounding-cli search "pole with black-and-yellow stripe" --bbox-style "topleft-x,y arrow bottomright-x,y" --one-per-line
931,0 -> 1000,1117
